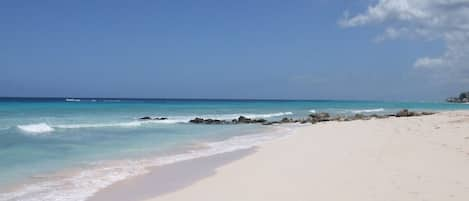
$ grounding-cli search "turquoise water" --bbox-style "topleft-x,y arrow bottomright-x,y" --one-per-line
0,98 -> 468,201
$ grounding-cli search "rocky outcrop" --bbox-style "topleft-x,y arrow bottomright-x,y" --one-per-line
189,118 -> 229,124
395,109 -> 435,117
396,109 -> 414,117
187,109 -> 436,125
281,117 -> 293,123
189,116 -> 267,125
447,91 -> 469,103
309,112 -> 331,123
233,116 -> 267,124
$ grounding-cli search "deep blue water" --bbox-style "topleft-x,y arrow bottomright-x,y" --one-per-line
0,98 -> 468,201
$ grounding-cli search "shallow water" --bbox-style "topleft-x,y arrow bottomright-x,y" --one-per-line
0,98 -> 468,201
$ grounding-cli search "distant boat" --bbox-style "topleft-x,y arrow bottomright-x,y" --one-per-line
65,98 -> 81,102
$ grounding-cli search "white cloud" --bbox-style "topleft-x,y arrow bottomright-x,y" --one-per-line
340,0 -> 469,80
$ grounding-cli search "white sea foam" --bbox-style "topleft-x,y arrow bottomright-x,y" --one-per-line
15,112 -> 293,134
0,127 -> 292,201
17,122 -> 143,134
309,109 -> 316,113
17,123 -> 55,134
55,121 -> 143,129
65,98 -> 81,102
351,108 -> 385,113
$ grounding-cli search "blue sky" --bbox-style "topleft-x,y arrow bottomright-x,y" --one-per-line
1,0 -> 467,101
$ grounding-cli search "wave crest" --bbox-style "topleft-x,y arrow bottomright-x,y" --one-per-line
55,122 -> 143,129
14,112 -> 293,134
351,108 -> 385,113
17,123 -> 55,134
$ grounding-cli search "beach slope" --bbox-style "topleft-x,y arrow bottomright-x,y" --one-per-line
145,111 -> 469,201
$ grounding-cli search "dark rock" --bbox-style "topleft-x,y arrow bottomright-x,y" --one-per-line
189,117 -> 229,124
253,119 -> 267,123
238,116 -> 252,123
396,109 -> 410,117
309,112 -> 331,122
421,111 -> 436,115
395,109 -> 435,117
140,116 -> 169,120
235,116 -> 266,124
281,117 -> 292,123
208,119 -> 227,124
189,117 -> 205,123
189,116 -> 268,125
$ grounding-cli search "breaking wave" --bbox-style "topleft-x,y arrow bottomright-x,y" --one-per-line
15,112 -> 293,134
350,108 -> 385,113
17,123 -> 55,134
17,122 -> 142,134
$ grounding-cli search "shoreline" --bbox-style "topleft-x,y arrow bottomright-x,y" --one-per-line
0,124 -> 292,201
85,125 -> 296,201
86,125 -> 298,201
88,148 -> 256,201
89,110 -> 469,201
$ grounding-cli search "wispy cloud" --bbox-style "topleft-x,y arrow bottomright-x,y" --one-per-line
339,0 -> 469,82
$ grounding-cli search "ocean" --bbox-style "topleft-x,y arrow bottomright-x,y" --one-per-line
0,98 -> 468,201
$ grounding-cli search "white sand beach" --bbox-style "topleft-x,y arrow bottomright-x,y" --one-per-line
92,111 -> 469,201
87,111 -> 469,201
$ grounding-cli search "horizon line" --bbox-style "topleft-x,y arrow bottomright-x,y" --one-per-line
0,96 -> 445,103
